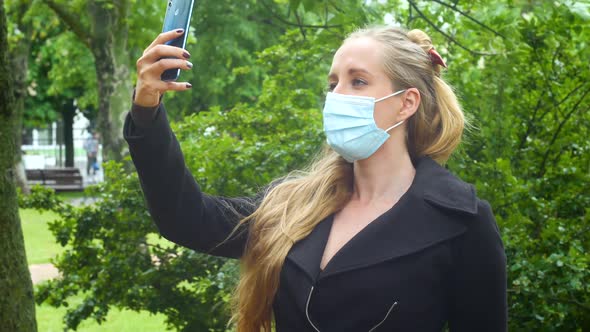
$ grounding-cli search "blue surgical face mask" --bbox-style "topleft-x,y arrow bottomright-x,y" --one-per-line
323,89 -> 406,163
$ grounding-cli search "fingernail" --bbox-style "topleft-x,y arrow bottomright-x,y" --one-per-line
186,61 -> 193,68
183,51 -> 191,59
186,83 -> 192,88
176,29 -> 184,34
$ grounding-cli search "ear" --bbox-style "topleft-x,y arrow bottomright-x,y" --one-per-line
397,88 -> 420,122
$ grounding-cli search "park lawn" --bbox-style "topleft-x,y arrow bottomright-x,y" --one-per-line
21,206 -> 172,331
21,191 -> 107,264
20,208 -> 64,265
36,292 -> 172,332
21,204 -> 176,265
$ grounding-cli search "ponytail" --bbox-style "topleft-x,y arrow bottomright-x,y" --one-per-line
420,76 -> 465,163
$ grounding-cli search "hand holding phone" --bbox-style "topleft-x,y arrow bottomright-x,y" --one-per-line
161,0 -> 195,81
133,0 -> 195,107
134,30 -> 193,107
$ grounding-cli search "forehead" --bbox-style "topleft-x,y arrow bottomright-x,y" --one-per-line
329,37 -> 384,75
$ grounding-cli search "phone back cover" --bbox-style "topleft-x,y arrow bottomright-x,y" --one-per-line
161,0 -> 195,81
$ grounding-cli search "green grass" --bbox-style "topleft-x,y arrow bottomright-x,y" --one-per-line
20,208 -> 64,265
36,293 -> 171,332
21,191 -> 99,264
20,208 -> 173,331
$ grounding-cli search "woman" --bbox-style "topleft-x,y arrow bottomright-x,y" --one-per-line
124,26 -> 507,332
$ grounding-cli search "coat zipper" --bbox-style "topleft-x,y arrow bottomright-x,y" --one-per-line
367,301 -> 398,332
305,286 -> 322,332
305,285 -> 399,332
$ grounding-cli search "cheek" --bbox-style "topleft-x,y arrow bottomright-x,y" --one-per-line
373,100 -> 399,128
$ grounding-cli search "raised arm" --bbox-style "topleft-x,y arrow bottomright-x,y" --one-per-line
122,30 -> 258,259
123,102 -> 259,258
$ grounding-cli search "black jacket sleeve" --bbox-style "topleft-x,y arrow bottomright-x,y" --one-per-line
123,102 -> 259,259
448,199 -> 508,332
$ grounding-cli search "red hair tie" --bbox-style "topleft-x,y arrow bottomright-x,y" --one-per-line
428,48 -> 447,68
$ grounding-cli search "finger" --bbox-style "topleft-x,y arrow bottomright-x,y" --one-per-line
139,44 -> 190,66
139,58 -> 193,80
145,29 -> 186,54
149,80 -> 193,93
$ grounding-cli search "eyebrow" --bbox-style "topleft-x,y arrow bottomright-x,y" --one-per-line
328,67 -> 373,80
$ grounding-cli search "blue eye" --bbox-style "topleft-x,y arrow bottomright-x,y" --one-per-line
353,79 -> 367,86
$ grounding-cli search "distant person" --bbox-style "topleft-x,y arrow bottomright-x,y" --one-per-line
124,26 -> 507,331
83,132 -> 100,175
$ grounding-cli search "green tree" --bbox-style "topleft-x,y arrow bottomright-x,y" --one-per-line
37,0 -> 292,159
5,0 -> 33,193
26,27 -> 97,167
436,2 -> 590,329
0,0 -> 37,330
40,0 -> 133,161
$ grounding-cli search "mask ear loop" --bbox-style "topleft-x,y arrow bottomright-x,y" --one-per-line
376,89 -> 407,133
385,120 -> 404,133
375,89 -> 406,102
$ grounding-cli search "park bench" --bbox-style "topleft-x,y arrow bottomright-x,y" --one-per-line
25,168 -> 84,192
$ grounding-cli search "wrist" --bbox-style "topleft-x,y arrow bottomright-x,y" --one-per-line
133,86 -> 161,108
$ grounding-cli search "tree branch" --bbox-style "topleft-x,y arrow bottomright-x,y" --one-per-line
516,94 -> 544,152
246,16 -> 285,31
327,0 -> 346,14
407,1 -> 413,26
430,0 -> 505,39
515,73 -> 585,160
260,0 -> 343,32
539,82 -> 585,123
538,87 -> 590,176
408,0 -> 498,56
293,8 -> 306,39
547,295 -> 590,312
44,0 -> 91,48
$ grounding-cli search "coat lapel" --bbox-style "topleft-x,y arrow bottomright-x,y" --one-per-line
285,156 -> 479,281
286,214 -> 334,281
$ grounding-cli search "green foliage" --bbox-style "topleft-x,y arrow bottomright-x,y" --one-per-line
26,30 -> 97,124
175,30 -> 334,196
442,2 -> 590,330
22,162 -> 236,331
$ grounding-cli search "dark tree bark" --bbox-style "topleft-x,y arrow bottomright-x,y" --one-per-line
0,0 -> 38,330
62,100 -> 76,167
9,0 -> 33,194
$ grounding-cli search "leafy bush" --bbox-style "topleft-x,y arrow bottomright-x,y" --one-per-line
21,164 -> 235,332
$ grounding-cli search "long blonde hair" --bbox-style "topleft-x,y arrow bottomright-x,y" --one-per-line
230,26 -> 464,331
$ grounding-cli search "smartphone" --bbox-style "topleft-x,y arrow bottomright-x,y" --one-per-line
161,0 -> 195,81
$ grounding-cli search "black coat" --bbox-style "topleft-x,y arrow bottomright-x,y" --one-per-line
123,103 -> 508,332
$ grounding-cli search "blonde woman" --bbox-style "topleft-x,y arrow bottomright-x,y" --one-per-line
124,26 -> 507,332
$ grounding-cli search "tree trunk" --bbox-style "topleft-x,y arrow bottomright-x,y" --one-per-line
62,100 -> 76,167
14,160 -> 30,194
88,0 -> 133,162
9,0 -> 32,194
0,1 -> 38,330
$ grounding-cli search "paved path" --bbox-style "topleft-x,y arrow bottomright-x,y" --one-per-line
29,263 -> 59,284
